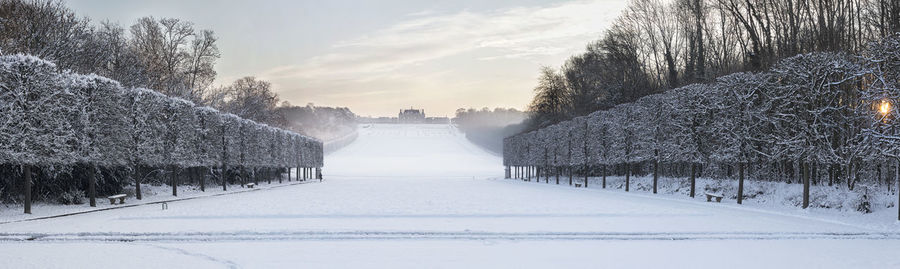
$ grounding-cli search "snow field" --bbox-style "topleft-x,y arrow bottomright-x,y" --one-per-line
1,124 -> 899,268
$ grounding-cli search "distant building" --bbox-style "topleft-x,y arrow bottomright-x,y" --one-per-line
356,108 -> 449,124
399,108 -> 425,123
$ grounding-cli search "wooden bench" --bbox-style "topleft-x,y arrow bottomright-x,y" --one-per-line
575,183 -> 582,188
246,183 -> 256,188
107,194 -> 126,205
705,193 -> 723,202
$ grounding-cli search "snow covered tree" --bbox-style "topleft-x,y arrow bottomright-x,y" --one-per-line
67,73 -> 129,206
768,53 -> 868,206
122,88 -> 167,199
569,116 -> 589,186
667,84 -> 717,197
0,54 -> 74,213
709,72 -> 775,204
586,110 -> 614,188
635,93 -> 676,193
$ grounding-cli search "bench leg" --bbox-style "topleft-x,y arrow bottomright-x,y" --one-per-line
706,196 -> 711,202
119,198 -> 126,204
716,197 -> 722,202
109,199 -> 115,205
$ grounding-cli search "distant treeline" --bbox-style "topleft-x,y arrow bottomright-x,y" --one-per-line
277,104 -> 358,141
452,108 -> 526,154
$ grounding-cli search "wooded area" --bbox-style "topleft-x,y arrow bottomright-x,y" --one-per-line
527,0 -> 900,129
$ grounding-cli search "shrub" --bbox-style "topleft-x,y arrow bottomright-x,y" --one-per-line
58,190 -> 85,205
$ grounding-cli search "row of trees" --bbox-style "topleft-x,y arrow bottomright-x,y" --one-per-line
505,34 -> 900,215
528,0 -> 900,129
0,54 -> 323,213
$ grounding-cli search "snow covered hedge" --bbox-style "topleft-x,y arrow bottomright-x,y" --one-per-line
504,35 -> 900,211
0,54 -> 323,204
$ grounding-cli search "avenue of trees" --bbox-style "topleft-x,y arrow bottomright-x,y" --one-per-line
0,54 -> 324,213
506,34 -> 900,215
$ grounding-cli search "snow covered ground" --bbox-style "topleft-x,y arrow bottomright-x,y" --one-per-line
2,124 -> 900,268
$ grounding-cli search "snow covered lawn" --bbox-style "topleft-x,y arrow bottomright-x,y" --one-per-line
1,124 -> 899,268
0,175 -> 311,223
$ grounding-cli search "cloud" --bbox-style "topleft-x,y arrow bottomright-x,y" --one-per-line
264,0 -> 626,115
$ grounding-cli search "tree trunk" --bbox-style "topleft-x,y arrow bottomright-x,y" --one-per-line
89,165 -> 97,207
653,160 -> 659,194
846,163 -> 854,191
200,167 -> 206,192
222,164 -> 228,191
690,163 -> 696,198
601,164 -> 606,189
568,166 -> 573,186
828,164 -> 834,187
802,161 -> 810,209
134,165 -> 143,200
625,163 -> 631,192
171,165 -> 178,196
738,162 -> 744,205
555,167 -> 560,185
23,165 -> 32,214
583,165 -> 588,187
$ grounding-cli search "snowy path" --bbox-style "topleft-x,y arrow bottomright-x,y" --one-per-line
2,124 -> 900,268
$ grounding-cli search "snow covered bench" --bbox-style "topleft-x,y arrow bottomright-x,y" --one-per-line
575,183 -> 582,188
705,193 -> 723,202
107,194 -> 126,205
246,183 -> 256,188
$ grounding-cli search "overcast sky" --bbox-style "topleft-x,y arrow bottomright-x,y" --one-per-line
67,0 -> 626,117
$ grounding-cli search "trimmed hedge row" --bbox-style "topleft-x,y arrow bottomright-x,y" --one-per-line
0,54 -> 323,212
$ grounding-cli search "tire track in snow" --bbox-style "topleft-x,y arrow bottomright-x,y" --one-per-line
114,212 -> 713,220
144,244 -> 240,269
3,231 -> 900,242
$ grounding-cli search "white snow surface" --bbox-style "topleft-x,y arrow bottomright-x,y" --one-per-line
2,124 -> 900,268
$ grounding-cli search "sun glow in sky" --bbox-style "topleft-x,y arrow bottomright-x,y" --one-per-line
68,0 -> 626,117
